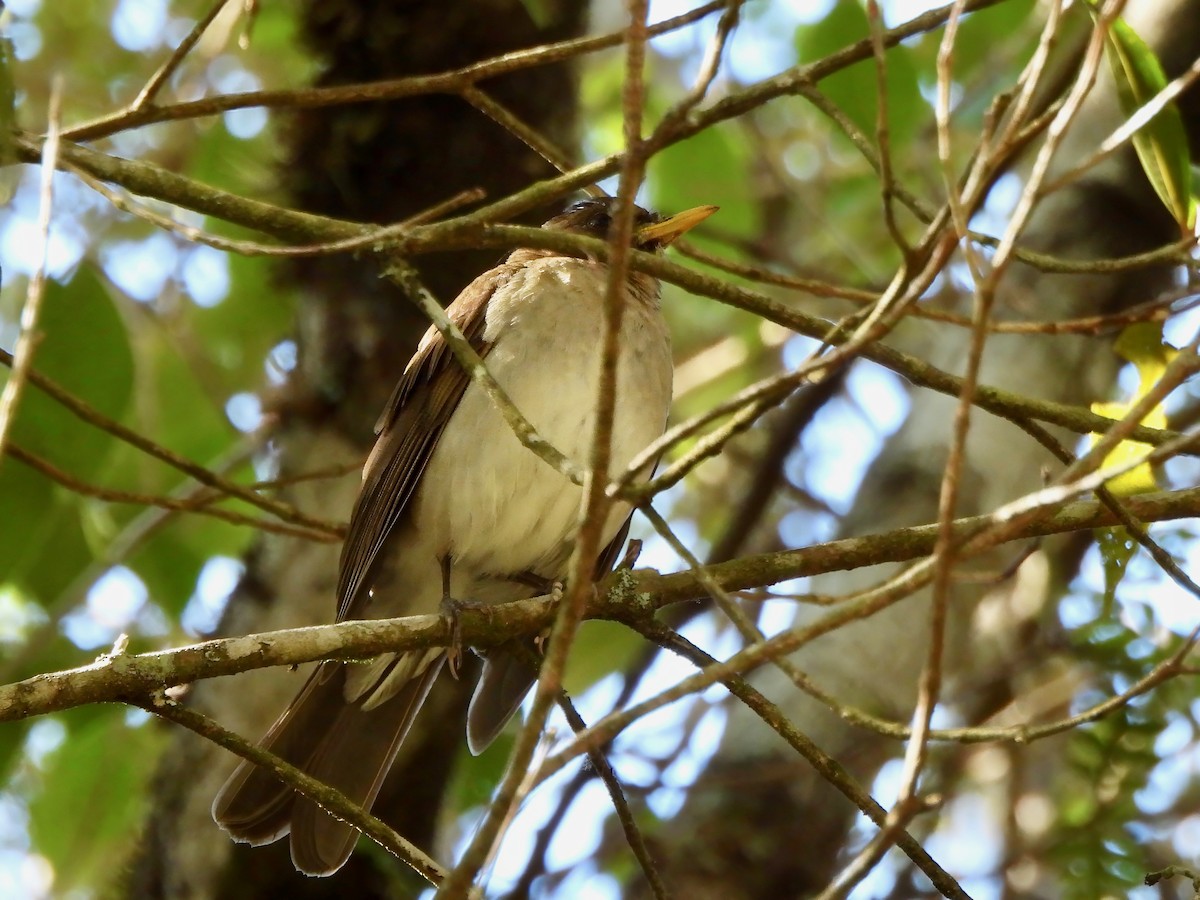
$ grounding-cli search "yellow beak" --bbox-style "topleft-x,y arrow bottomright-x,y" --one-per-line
635,205 -> 719,246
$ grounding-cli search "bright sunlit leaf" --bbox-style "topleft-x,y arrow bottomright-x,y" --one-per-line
1089,322 -> 1176,496
1089,322 -> 1178,610
1094,7 -> 1196,230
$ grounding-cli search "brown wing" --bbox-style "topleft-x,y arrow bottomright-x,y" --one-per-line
594,516 -> 633,579
335,266 -> 511,621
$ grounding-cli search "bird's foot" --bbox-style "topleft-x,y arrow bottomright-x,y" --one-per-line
439,554 -> 488,679
532,582 -> 564,655
439,593 -> 488,679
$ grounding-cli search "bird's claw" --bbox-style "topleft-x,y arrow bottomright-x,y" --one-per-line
440,592 -> 491,679
532,582 -> 564,654
440,594 -> 467,679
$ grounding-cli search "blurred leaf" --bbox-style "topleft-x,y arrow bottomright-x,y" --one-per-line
3,267 -> 134,479
1095,8 -> 1196,230
245,2 -> 317,85
129,315 -> 233,471
186,115 -> 276,206
450,730 -> 513,812
516,0 -> 554,28
0,268 -> 134,600
1089,323 -> 1175,496
947,0 -> 1038,82
564,620 -> 643,696
0,35 -> 17,204
1093,527 -> 1136,617
650,125 -> 754,237
187,250 -> 294,388
129,506 -> 254,617
27,712 -> 166,894
795,2 -> 923,146
0,35 -> 14,159
0,455 -> 59,587
19,496 -> 93,604
0,706 -> 29,785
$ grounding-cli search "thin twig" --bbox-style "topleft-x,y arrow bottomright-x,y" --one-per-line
142,694 -> 452,889
130,0 -> 233,111
553,691 -> 669,899
869,5 -> 980,889
0,347 -> 344,536
386,262 -> 584,486
3,442 -> 338,542
0,81 -> 62,466
0,441 -> 258,686
640,624 -> 968,900
647,0 -> 742,150
1043,47 -> 1200,197
6,486 -> 1200,724
61,1 -> 730,142
461,86 -> 603,197
437,5 -> 654,893
70,162 -> 481,259
867,0 -> 911,259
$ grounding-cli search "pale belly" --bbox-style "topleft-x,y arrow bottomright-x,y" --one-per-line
413,259 -> 672,580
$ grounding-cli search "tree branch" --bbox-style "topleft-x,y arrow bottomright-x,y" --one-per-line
4,485 -> 1200,724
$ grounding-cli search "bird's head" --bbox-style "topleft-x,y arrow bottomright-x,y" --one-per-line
543,197 -> 718,256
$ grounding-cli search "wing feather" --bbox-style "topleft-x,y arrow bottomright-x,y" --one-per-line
335,266 -> 511,621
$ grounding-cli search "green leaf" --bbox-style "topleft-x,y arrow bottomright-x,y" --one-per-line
948,0 -> 1038,81
0,35 -> 13,154
2,266 -> 135,480
795,2 -> 924,146
0,268 -> 135,600
27,712 -> 167,895
1096,9 -> 1196,230
650,124 -> 754,238
564,620 -> 643,695
0,453 -> 60,587
0,34 -> 17,203
516,0 -> 555,28
1094,526 -> 1136,616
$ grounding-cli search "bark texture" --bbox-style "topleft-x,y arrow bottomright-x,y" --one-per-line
122,2 -> 584,897
635,2 -> 1200,896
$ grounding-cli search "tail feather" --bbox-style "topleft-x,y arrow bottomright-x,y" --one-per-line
466,641 -> 538,755
212,662 -> 343,845
211,656 -> 445,876
290,656 -> 444,875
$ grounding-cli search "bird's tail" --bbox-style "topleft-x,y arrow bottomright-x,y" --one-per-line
466,641 -> 538,755
212,656 -> 444,876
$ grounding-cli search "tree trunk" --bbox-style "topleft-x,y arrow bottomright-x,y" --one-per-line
122,2 -> 584,897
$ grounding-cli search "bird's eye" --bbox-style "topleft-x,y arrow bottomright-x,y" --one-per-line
590,213 -> 612,232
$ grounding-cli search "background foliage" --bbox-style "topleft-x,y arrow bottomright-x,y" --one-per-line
1,1 -> 1199,898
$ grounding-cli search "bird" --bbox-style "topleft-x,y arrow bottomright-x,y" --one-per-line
211,197 -> 717,876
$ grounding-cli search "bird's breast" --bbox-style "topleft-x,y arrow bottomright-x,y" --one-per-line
414,258 -> 672,578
